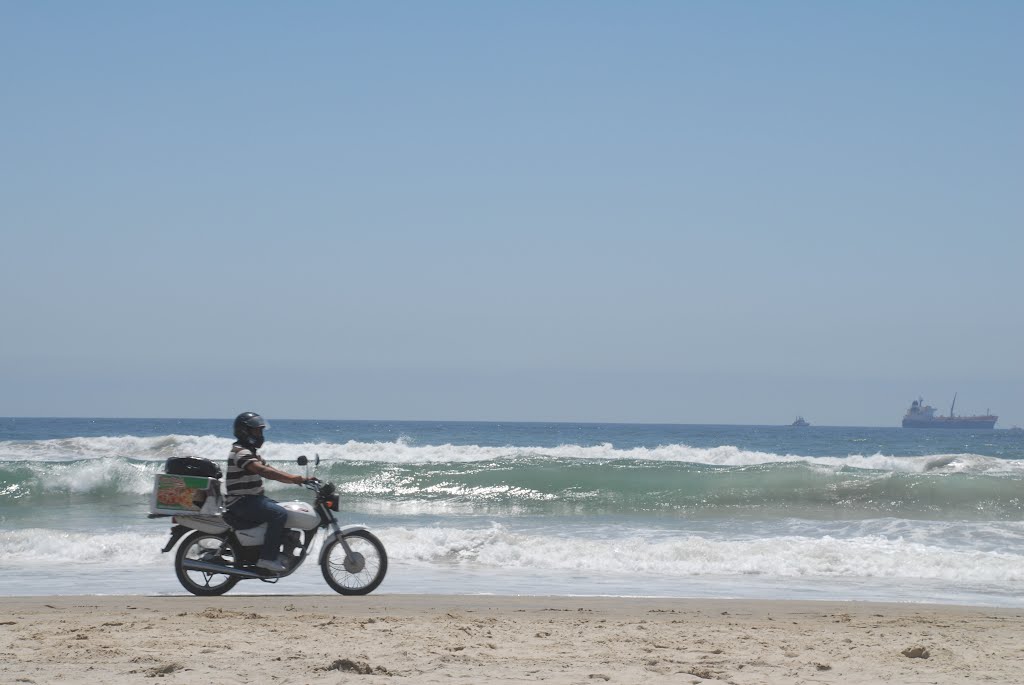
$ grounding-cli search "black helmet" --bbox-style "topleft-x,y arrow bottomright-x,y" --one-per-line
233,412 -> 267,449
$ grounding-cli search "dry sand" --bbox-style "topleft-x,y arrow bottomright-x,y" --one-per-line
1,594 -> 1022,684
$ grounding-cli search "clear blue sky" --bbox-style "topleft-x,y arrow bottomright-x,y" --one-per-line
2,2 -> 1021,426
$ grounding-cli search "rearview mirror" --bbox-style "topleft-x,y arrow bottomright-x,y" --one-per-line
297,455 -> 308,466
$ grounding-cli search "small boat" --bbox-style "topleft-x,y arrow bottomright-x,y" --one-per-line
791,416 -> 810,427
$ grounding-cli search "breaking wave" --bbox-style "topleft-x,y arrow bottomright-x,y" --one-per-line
2,435 -> 1022,518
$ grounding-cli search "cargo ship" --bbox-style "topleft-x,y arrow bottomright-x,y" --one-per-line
791,416 -> 810,427
902,394 -> 997,429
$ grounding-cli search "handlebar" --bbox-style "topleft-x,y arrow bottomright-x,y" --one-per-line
296,455 -> 329,496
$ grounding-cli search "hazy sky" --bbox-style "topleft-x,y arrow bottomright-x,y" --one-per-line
2,2 -> 1021,426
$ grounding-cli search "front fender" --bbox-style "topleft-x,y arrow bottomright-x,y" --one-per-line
318,525 -> 370,565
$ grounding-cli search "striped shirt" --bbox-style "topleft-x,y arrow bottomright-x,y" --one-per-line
225,446 -> 264,507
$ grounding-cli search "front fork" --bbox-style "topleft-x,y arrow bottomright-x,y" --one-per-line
317,517 -> 371,567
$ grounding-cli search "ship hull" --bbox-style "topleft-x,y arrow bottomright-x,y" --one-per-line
902,418 -> 997,429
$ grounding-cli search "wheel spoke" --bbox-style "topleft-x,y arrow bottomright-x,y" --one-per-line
175,532 -> 240,596
321,531 -> 387,595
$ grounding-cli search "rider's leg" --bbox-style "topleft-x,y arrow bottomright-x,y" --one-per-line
228,494 -> 289,562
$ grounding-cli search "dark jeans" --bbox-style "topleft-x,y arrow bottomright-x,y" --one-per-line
227,494 -> 288,561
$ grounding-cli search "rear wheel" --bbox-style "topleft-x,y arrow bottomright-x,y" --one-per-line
321,530 -> 387,595
174,531 -> 241,596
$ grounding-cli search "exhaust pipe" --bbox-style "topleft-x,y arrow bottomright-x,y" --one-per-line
181,558 -> 265,579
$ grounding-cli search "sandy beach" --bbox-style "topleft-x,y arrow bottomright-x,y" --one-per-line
1,595 -> 1021,684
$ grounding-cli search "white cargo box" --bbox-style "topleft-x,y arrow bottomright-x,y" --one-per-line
150,473 -> 223,516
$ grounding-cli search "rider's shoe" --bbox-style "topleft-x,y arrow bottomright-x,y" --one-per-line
256,557 -> 287,573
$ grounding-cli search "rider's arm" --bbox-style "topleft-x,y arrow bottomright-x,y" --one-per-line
244,460 -> 305,485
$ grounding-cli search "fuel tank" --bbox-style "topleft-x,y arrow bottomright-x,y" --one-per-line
279,501 -> 320,530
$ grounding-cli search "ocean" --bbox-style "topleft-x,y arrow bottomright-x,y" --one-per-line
2,417 -> 1023,606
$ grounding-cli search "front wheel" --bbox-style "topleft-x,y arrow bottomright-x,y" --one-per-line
174,531 -> 241,596
321,530 -> 388,595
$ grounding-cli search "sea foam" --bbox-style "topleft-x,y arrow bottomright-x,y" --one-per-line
2,435 -> 1021,476
4,523 -> 1023,588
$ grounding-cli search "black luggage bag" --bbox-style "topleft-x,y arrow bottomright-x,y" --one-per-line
164,456 -> 222,479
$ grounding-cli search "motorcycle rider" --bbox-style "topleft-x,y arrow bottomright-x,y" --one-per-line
226,412 -> 308,573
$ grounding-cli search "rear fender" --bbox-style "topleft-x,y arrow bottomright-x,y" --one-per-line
318,525 -> 370,565
175,514 -> 230,535
161,525 -> 190,553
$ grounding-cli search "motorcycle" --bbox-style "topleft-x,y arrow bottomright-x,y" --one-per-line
158,455 -> 387,596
